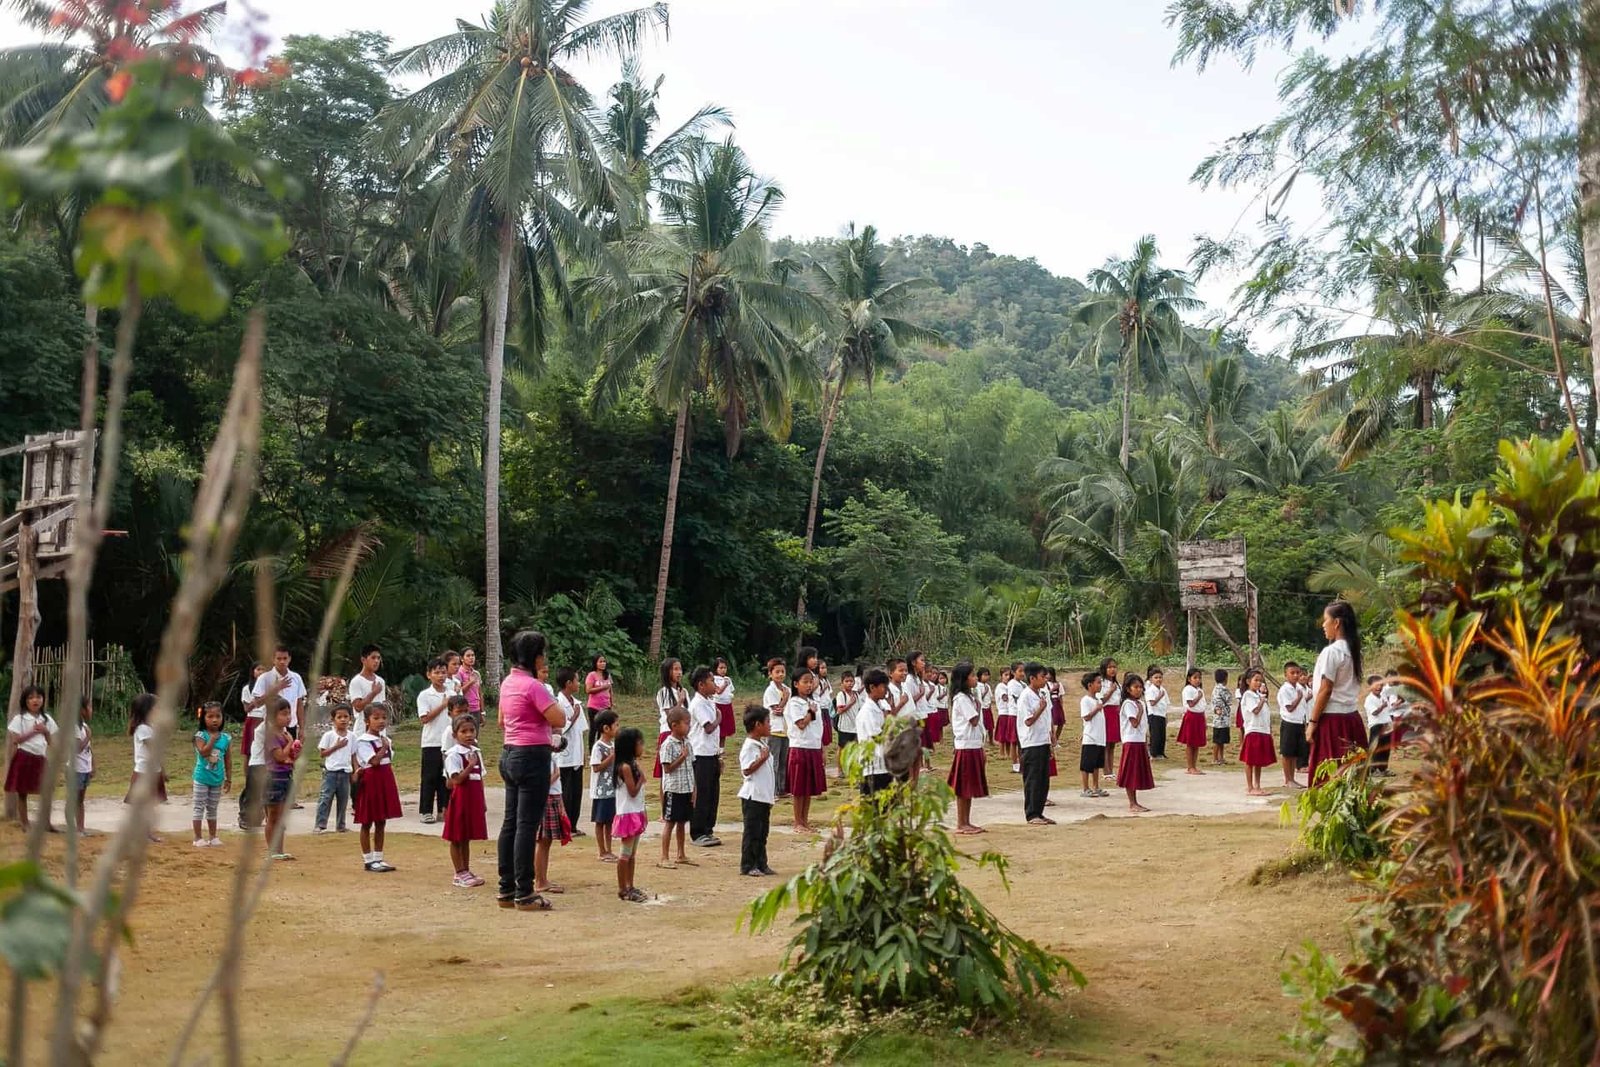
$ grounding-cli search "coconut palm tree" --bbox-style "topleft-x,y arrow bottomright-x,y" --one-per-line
1073,236 -> 1202,551
793,224 -> 944,635
380,0 -> 666,688
585,136 -> 824,657
1231,406 -> 1337,492
597,55 -> 729,218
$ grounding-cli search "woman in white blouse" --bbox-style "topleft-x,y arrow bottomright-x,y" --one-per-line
1306,601 -> 1368,780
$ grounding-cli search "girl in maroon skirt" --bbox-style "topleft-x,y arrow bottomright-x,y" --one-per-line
946,663 -> 988,833
1099,661 -> 1122,782
992,666 -> 1019,766
783,670 -> 827,833
1176,667 -> 1209,775
443,716 -> 489,887
1238,670 -> 1276,796
1307,602 -> 1371,783
652,658 -> 687,781
1116,675 -> 1154,813
976,668 -> 995,739
1047,669 -> 1065,745
6,686 -> 56,832
354,704 -> 403,873
713,658 -> 737,742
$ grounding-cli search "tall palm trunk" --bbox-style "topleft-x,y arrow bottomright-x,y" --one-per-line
1580,4 -> 1600,422
482,215 -> 514,693
1117,345 -> 1133,556
649,395 -> 691,659
793,379 -> 843,643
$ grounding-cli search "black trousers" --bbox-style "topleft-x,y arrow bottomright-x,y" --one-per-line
740,798 -> 770,873
1148,715 -> 1168,758
691,755 -> 721,840
497,744 -> 552,901
861,772 -> 893,796
769,736 -> 789,795
238,764 -> 268,828
1368,724 -> 1391,770
420,746 -> 446,816
1021,745 -> 1050,820
560,765 -> 584,827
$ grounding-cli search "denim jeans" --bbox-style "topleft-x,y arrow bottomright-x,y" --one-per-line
315,769 -> 350,830
497,744 -> 553,900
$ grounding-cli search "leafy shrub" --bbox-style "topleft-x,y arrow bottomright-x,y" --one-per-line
1280,751 -> 1386,867
742,742 -> 1084,1021
1288,434 -> 1600,1064
504,583 -> 646,690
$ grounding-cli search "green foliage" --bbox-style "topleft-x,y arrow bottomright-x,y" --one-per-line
743,743 -> 1083,1021
1280,753 -> 1386,867
505,584 -> 646,691
0,236 -> 85,464
0,860 -> 120,983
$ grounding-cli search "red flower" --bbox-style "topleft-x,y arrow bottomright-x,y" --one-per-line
105,69 -> 132,102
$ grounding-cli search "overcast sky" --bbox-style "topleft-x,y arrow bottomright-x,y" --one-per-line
3,0 -> 1302,314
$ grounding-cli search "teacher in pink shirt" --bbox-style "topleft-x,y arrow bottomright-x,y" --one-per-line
495,630 -> 565,911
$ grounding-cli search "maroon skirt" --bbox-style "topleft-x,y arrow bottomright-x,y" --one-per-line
717,703 -> 737,740
947,748 -> 988,798
1048,751 -> 1058,778
787,746 -> 827,797
822,714 -> 833,747
981,708 -> 995,737
4,750 -> 44,795
1234,706 -> 1244,731
1050,699 -> 1065,727
651,730 -> 669,779
442,776 -> 488,842
354,762 -> 403,824
920,714 -> 943,747
1240,732 -> 1276,768
1308,711 -> 1369,781
1104,711 -> 1121,746
1118,742 -> 1155,791
993,716 -> 1018,744
1176,711 -> 1208,748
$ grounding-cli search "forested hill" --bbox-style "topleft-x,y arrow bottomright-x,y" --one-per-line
774,233 -> 1300,412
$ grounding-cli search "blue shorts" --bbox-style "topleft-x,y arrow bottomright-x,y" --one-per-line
75,771 -> 93,793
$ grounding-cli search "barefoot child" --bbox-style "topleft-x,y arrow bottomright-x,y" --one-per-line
1177,666 -> 1209,775
947,662 -> 988,834
314,703 -> 355,834
1210,669 -> 1233,766
353,703 -> 401,872
657,708 -> 694,868
535,738 -> 572,894
1239,668 -> 1275,795
738,705 -> 776,876
1078,672 -> 1107,798
784,669 -> 826,834
443,715 -> 488,887
993,665 -> 1018,771
590,710 -> 619,861
6,686 -> 55,832
612,727 -> 650,903
262,698 -> 298,860
1117,675 -> 1154,813
1276,662 -> 1308,788
191,701 -> 232,847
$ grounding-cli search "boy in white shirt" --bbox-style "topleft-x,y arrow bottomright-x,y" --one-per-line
762,659 -> 791,798
416,657 -> 452,824
242,647 -> 306,826
855,668 -> 893,795
1079,673 -> 1108,798
314,703 -> 356,833
1144,666 -> 1170,759
1276,662 -> 1309,787
737,705 -> 776,876
1364,674 -> 1393,776
1017,663 -> 1053,824
554,668 -> 588,835
687,666 -> 724,848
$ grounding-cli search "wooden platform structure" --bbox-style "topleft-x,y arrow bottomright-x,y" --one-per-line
1178,537 -> 1261,673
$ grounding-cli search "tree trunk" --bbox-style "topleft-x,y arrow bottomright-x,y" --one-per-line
793,380 -> 842,645
1578,8 -> 1600,424
482,216 -> 515,695
1117,347 -> 1132,556
3,524 -> 39,824
648,396 -> 691,659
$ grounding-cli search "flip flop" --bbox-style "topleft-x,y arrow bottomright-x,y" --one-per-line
656,861 -> 678,870
538,884 -> 565,894
674,857 -> 698,866
514,894 -> 553,911
1027,817 -> 1053,826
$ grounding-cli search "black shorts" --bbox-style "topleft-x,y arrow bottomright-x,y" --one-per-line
1079,744 -> 1105,773
663,790 -> 692,824
837,731 -> 857,748
1279,720 -> 1309,759
591,796 -> 616,826
1212,727 -> 1231,746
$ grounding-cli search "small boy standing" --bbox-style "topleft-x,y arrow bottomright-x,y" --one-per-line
658,708 -> 694,869
738,705 -> 776,876
590,710 -> 619,862
762,658 -> 791,799
417,657 -> 452,824
1210,669 -> 1233,766
314,703 -> 355,833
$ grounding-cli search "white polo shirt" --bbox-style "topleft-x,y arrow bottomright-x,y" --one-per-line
254,668 -> 307,730
689,692 -> 722,758
1017,686 -> 1051,748
738,737 -> 774,803
785,696 -> 823,750
950,692 -> 983,750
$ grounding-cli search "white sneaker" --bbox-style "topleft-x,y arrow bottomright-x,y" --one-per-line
193,839 -> 210,848
312,827 -> 330,835
1011,763 -> 1021,773
207,838 -> 224,847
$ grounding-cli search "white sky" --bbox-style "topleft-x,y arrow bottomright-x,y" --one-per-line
3,0 -> 1302,315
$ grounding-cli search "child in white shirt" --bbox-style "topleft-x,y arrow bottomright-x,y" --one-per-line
737,706 -> 776,876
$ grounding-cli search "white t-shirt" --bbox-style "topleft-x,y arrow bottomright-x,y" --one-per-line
713,674 -> 734,706
689,693 -> 722,758
907,675 -> 931,722
354,731 -> 392,770
1080,694 -> 1105,747
417,687 -> 451,749
1181,684 -> 1206,714
815,676 -> 833,712
9,712 -> 56,757
615,764 -> 646,817
558,693 -> 587,769
1382,683 -> 1406,720
1099,677 -> 1122,709
132,723 -> 158,773
763,681 -> 789,737
444,742 -> 483,781
242,682 -> 262,721
1121,698 -> 1148,744
1017,686 -> 1051,748
950,692 -> 983,750
1313,640 -> 1361,715
255,668 -> 308,728
1242,690 -> 1272,735
976,681 -> 993,712
996,679 -> 1014,718
1277,681 -> 1307,724
1364,692 -> 1391,727
785,696 -> 823,750
655,685 -> 685,735
318,729 -> 354,772
1146,682 -> 1169,718
834,688 -> 859,733
737,737 -> 775,804
75,723 -> 93,774
346,673 -> 386,716
855,697 -> 889,775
